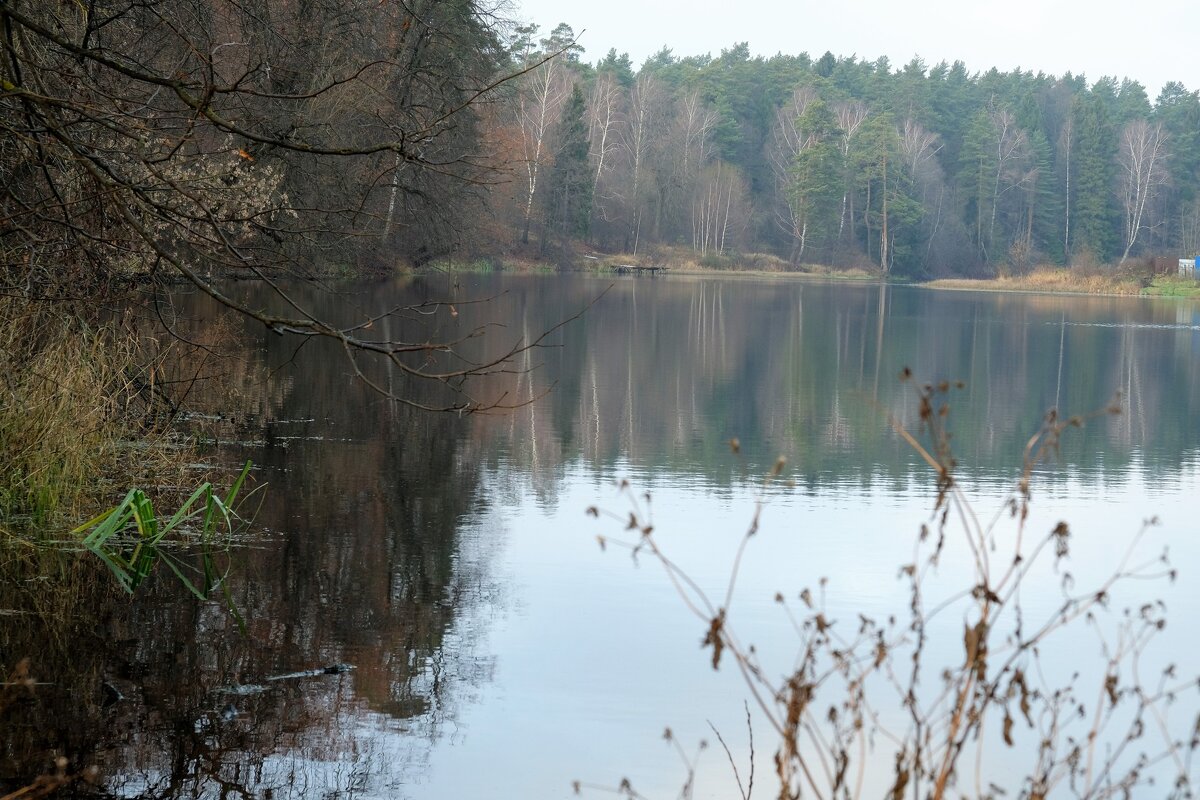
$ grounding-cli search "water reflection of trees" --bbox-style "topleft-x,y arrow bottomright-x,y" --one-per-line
457,277 -> 1200,492
8,276 -> 1194,795
2,290 -> 502,797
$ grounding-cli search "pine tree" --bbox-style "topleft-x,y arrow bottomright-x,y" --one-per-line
1069,92 -> 1119,263
853,114 -> 922,274
1027,128 -> 1063,264
788,99 -> 842,262
1156,82 -> 1200,252
959,110 -> 997,262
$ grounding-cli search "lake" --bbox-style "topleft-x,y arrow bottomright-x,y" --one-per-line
4,274 -> 1199,798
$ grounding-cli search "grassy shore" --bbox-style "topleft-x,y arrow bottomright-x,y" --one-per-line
925,269 -> 1143,296
924,268 -> 1200,298
426,247 -> 879,281
1142,276 -> 1200,297
424,252 -> 1200,299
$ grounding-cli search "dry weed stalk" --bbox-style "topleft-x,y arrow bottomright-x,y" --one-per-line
583,375 -> 1197,799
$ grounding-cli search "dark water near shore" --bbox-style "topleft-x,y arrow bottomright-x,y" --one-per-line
3,275 -> 1199,798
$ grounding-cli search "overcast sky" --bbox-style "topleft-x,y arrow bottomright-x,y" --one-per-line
512,0 -> 1196,98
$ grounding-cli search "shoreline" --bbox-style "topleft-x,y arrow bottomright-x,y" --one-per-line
921,272 -> 1200,300
423,259 -> 1200,300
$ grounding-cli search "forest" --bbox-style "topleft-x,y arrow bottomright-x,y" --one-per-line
493,24 -> 1200,277
4,3 -> 1198,290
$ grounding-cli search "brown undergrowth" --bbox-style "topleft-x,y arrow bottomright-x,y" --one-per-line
925,268 -> 1145,296
581,376 -> 1197,799
0,299 -> 192,538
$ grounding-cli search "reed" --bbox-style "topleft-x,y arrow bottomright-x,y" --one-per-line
0,298 -> 193,539
70,460 -> 253,611
0,308 -> 127,528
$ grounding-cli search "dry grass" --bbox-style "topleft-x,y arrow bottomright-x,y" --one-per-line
0,301 -> 186,537
589,246 -> 877,280
925,267 -> 1145,296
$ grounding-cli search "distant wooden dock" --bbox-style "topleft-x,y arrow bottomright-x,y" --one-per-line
611,264 -> 668,276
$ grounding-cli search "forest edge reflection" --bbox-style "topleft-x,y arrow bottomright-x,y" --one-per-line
2,274 -> 1198,798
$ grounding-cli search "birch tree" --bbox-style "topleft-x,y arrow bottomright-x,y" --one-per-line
692,162 -> 748,256
961,106 -> 1035,264
654,89 -> 717,244
1117,120 -> 1169,264
834,100 -> 869,243
588,73 -> 623,204
768,87 -> 819,261
770,96 -> 842,264
545,85 -> 593,262
900,118 -> 942,179
1059,116 -> 1074,262
516,54 -> 569,244
677,90 -> 718,179
621,73 -> 665,253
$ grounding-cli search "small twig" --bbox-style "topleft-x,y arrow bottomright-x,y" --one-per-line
708,719 -> 748,800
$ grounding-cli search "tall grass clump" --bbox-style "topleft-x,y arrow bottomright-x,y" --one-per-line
0,294 -> 260,604
0,304 -> 132,529
583,377 -> 1198,799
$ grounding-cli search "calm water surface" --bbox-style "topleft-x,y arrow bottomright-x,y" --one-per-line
4,274 -> 1199,798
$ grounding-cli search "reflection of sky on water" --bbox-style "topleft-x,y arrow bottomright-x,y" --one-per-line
282,277 -> 1200,797
405,449 -> 1200,799
41,276 -> 1198,798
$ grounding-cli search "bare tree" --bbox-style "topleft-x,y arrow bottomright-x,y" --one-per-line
515,56 -> 570,245
899,118 -> 942,177
834,100 -> 869,243
1117,119 -> 1169,265
1059,116 -> 1074,262
676,89 -> 717,180
621,73 -> 664,254
651,88 -> 717,246
989,108 -> 1035,261
965,106 -> 1035,265
587,72 -> 623,206
691,161 -> 747,256
0,0 -> 567,411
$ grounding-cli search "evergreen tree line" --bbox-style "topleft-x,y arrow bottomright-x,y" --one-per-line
492,25 -> 1200,277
